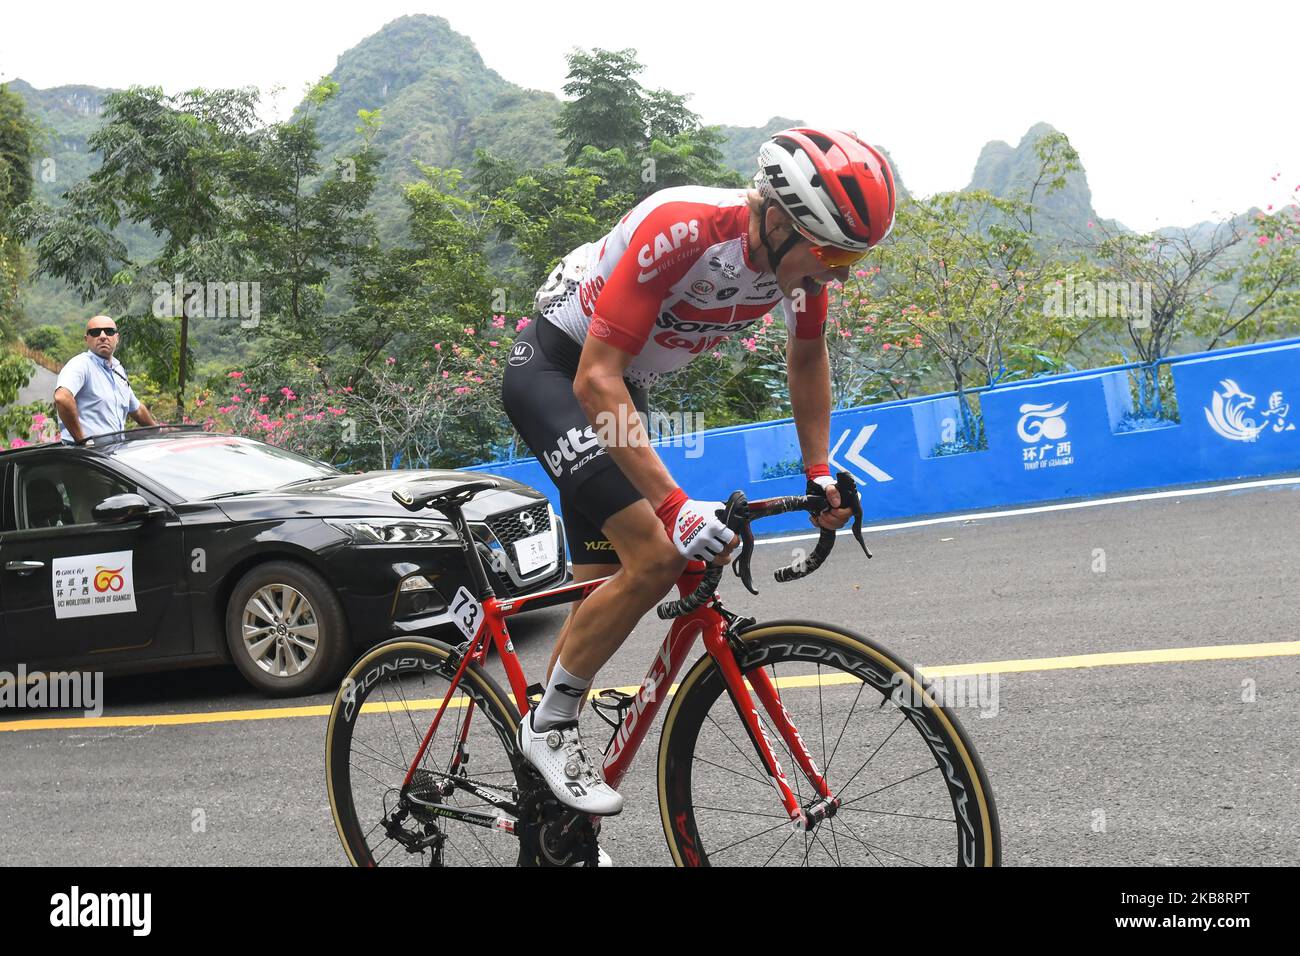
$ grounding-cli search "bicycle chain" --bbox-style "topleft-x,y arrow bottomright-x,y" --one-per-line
408,767 -> 520,806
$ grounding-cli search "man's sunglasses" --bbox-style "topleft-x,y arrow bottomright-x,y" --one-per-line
794,226 -> 870,267
86,328 -> 119,337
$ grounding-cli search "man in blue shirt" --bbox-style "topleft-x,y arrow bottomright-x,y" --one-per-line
54,316 -> 158,444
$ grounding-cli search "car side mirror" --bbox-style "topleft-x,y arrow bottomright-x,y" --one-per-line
93,493 -> 154,523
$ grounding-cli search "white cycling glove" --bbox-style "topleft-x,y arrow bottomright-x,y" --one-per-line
655,488 -> 735,562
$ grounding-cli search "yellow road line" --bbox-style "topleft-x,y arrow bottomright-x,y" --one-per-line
2,639 -> 1296,733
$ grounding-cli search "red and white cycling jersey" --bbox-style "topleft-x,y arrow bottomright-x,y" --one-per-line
535,186 -> 827,387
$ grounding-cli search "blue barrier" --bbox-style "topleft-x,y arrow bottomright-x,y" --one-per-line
468,337 -> 1300,535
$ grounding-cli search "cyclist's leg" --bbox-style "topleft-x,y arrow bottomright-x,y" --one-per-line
544,493 -> 618,683
551,497 -> 683,679
545,565 -> 615,682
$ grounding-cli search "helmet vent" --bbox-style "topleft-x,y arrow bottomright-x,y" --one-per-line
838,176 -> 872,234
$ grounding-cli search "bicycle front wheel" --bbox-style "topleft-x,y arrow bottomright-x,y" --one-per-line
657,622 -> 1000,867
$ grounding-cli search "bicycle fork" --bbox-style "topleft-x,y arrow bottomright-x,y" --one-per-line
703,627 -> 838,832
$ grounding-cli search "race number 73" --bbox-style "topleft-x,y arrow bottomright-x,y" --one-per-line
450,586 -> 484,641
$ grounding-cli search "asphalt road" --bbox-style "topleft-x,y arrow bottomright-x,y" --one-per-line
2,479 -> 1297,866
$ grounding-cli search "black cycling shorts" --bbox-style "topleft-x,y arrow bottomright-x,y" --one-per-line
502,317 -> 648,565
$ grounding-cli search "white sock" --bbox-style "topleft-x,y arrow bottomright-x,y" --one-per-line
533,661 -> 590,731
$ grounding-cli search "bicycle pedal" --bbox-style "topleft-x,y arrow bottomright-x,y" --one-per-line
525,682 -> 545,706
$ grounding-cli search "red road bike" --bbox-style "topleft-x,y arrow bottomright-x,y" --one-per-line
325,473 -> 999,866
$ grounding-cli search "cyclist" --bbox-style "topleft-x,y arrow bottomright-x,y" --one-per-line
502,127 -> 897,821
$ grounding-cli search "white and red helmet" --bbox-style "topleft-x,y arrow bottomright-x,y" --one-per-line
756,128 -> 897,251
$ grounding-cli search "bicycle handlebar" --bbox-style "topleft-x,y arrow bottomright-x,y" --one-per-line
655,471 -> 872,619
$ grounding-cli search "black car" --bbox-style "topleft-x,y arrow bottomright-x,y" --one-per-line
0,426 -> 566,695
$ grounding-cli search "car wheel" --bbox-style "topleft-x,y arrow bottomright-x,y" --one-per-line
225,560 -> 348,697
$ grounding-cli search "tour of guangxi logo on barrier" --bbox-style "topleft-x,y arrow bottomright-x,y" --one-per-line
1204,379 -> 1294,442
1017,402 -> 1074,471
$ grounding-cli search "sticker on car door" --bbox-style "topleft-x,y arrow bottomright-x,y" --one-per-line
51,550 -> 137,618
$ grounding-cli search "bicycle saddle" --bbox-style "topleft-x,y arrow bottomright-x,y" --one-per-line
392,478 -> 499,513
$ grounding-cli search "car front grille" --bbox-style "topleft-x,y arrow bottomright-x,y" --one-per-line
477,501 -> 565,598
485,502 -> 551,549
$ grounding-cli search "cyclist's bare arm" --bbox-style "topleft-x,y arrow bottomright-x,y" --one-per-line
786,331 -> 851,530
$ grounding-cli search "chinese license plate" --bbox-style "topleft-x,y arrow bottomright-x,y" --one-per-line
514,532 -> 556,575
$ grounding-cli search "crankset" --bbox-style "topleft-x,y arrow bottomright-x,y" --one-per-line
515,774 -> 600,867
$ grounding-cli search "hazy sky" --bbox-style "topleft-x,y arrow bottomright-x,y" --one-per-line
2,0 -> 1295,230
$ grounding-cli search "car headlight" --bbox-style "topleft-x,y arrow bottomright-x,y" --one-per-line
325,518 -> 450,544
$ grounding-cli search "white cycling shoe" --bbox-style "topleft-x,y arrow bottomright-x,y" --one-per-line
517,711 -> 624,816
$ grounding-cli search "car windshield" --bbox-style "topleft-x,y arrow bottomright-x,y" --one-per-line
107,434 -> 340,500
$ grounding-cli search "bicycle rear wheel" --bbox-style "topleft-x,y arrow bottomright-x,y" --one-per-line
658,622 -> 1000,866
326,638 -> 524,866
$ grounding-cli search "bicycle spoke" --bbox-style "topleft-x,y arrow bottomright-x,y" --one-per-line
838,765 -> 940,809
391,671 -> 428,750
831,814 -> 889,866
833,716 -> 909,798
706,818 -> 792,859
378,677 -> 411,776
462,817 -> 504,866
348,739 -> 409,774
349,759 -> 398,792
844,834 -> 929,866
373,837 -> 402,866
837,806 -> 954,824
704,712 -> 769,781
692,755 -> 771,789
762,827 -> 798,866
811,826 -> 839,866
824,680 -> 867,778
445,837 -> 472,866
692,804 -> 789,820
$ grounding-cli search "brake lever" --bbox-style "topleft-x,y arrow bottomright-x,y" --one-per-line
834,471 -> 872,560
718,491 -> 758,595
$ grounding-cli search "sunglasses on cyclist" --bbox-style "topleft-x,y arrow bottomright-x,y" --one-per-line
86,327 -> 119,337
792,226 -> 870,268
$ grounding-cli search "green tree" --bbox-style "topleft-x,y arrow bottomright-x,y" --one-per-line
557,49 -> 648,163
0,83 -> 38,331
20,324 -> 70,356
556,48 -> 744,204
1184,206 -> 1300,350
477,154 -> 629,289
228,81 -> 381,370
16,86 -> 261,410
348,166 -> 494,370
